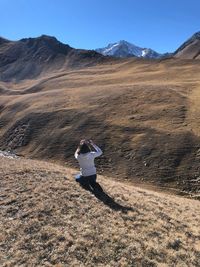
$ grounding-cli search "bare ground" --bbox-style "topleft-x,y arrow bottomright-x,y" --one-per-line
0,156 -> 200,266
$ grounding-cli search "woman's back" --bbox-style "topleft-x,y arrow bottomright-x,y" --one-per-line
75,141 -> 102,176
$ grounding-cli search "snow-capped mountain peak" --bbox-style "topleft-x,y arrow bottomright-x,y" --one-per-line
96,41 -> 162,59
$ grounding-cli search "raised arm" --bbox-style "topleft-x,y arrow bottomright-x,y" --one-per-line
74,148 -> 79,159
89,140 -> 102,157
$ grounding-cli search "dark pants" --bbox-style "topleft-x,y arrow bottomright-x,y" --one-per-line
76,174 -> 103,192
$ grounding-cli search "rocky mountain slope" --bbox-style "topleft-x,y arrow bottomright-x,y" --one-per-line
1,31 -> 199,83
174,31 -> 200,59
96,31 -> 200,60
96,40 -> 162,58
0,156 -> 200,266
0,35 -> 109,82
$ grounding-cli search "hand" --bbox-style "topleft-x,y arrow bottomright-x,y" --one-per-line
80,139 -> 86,145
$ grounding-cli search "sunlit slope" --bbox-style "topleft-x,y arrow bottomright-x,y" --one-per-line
0,156 -> 200,266
0,58 -> 200,195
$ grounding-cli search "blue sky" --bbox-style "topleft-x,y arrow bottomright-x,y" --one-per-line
0,0 -> 199,53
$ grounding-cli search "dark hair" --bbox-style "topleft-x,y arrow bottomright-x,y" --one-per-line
78,143 -> 91,154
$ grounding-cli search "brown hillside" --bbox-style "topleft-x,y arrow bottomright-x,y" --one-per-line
0,58 -> 200,196
174,32 -> 200,59
0,35 -> 110,82
0,156 -> 200,266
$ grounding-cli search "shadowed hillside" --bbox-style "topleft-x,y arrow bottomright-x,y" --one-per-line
0,156 -> 200,266
0,37 -> 200,196
0,35 -> 111,81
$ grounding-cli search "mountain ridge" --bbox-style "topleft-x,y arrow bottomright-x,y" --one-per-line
0,35 -> 110,82
96,40 -> 162,58
0,31 -> 200,82
174,31 -> 200,59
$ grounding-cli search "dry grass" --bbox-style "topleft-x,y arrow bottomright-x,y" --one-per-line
0,156 -> 200,266
1,58 -> 200,195
187,84 -> 200,136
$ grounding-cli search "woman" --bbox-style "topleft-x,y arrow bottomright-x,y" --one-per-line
74,139 -> 103,190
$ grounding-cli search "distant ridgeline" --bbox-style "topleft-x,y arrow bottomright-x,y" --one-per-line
0,31 -> 200,81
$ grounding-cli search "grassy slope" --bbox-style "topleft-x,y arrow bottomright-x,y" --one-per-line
0,156 -> 200,266
1,58 -> 200,195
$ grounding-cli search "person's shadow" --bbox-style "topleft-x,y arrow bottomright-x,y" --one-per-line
79,181 -> 134,213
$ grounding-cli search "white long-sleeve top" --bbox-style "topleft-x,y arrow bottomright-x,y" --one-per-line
74,144 -> 102,176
